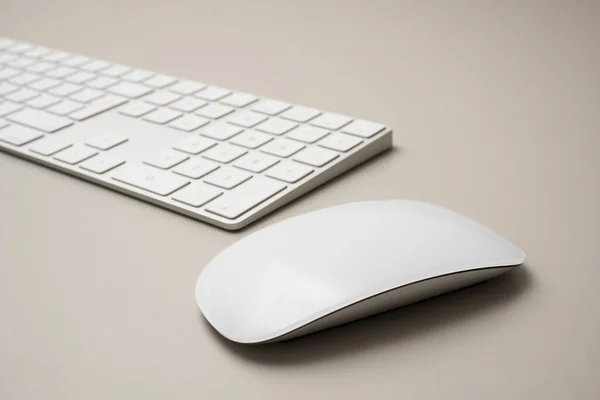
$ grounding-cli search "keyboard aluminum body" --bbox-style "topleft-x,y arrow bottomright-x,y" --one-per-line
0,38 -> 392,230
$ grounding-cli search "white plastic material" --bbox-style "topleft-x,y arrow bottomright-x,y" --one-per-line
0,38 -> 393,230
196,200 -> 525,344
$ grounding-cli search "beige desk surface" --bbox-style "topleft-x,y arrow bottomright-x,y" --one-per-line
1,0 -> 599,398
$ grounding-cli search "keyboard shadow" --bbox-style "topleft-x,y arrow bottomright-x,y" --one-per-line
199,264 -> 532,366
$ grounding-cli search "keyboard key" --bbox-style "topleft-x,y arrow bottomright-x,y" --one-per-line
341,119 -> 386,138
220,92 -> 257,107
229,130 -> 273,149
0,39 -> 16,49
251,99 -> 291,115
85,134 -> 128,150
205,176 -> 286,219
0,52 -> 17,63
26,61 -> 57,74
169,114 -> 209,131
2,55 -> 22,67
53,145 -> 98,164
143,108 -> 182,124
226,111 -> 267,128
172,158 -> 219,179
204,166 -> 251,189
1,54 -> 20,66
6,43 -> 33,54
311,113 -> 352,130
200,123 -> 243,141
0,74 -> 23,91
92,94 -> 127,109
46,66 -> 76,79
169,96 -> 207,112
122,69 -> 154,82
7,57 -> 36,69
195,86 -> 231,101
233,152 -> 279,173
24,46 -> 52,58
65,71 -> 96,84
0,82 -> 19,96
143,90 -> 181,106
81,60 -> 110,72
172,183 -> 222,207
173,136 -> 216,155
318,132 -> 363,152
118,101 -> 156,117
144,149 -> 189,169
49,83 -> 82,97
86,76 -> 118,89
168,80 -> 206,95
293,147 -> 339,167
202,143 -> 247,163
0,125 -> 43,146
255,118 -> 298,135
112,163 -> 189,196
10,72 -> 41,86
7,108 -> 72,132
144,74 -> 177,88
260,138 -> 305,158
62,55 -> 90,68
195,103 -> 234,119
0,101 -> 23,117
6,88 -> 40,103
1,42 -> 18,52
102,64 -> 131,77
0,119 -> 8,129
266,161 -> 313,183
26,94 -> 60,109
286,125 -> 330,143
69,88 -> 104,103
108,82 -> 153,98
28,136 -> 72,155
29,77 -> 60,91
280,105 -> 320,122
69,94 -> 127,121
79,153 -> 126,174
47,99 -> 83,115
43,51 -> 71,63
0,67 -> 21,79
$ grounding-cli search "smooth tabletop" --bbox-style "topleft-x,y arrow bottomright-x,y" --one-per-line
1,1 -> 599,399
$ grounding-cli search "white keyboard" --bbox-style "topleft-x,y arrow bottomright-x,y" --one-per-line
0,38 -> 393,230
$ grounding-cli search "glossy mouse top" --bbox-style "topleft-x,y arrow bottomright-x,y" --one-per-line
196,200 -> 525,344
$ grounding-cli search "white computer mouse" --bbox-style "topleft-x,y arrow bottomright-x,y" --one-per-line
196,200 -> 525,344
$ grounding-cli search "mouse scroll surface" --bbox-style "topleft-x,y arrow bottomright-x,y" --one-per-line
196,200 -> 525,344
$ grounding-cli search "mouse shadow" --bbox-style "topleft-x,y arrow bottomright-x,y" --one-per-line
200,264 -> 533,365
